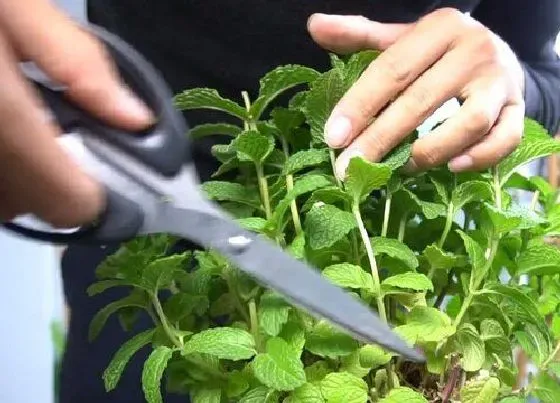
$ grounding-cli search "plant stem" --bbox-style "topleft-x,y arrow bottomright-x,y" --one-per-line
542,340 -> 560,369
381,193 -> 392,237
281,137 -> 302,235
255,163 -> 272,219
249,299 -> 261,351
397,213 -> 407,242
352,203 -> 394,389
352,204 -> 386,321
151,293 -> 182,348
329,149 -> 342,188
438,202 -> 454,248
242,91 -> 256,130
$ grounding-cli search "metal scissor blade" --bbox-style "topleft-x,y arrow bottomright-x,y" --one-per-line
154,205 -> 424,362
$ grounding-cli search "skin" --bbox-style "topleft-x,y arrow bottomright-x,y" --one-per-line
307,10 -> 526,181
0,0 -> 153,227
0,4 -> 525,227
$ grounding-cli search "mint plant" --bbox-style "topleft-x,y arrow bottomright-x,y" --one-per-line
87,50 -> 560,402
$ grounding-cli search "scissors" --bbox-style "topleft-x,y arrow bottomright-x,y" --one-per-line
2,23 -> 423,362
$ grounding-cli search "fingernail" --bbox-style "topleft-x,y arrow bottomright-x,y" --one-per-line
448,155 -> 473,172
325,115 -> 352,147
117,86 -> 155,123
335,148 -> 364,181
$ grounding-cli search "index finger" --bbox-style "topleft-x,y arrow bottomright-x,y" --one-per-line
324,16 -> 456,149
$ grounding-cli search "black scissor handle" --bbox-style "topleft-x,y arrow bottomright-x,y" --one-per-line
2,23 -> 192,244
33,23 -> 191,177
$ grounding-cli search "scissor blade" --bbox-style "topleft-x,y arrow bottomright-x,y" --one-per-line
154,205 -> 424,362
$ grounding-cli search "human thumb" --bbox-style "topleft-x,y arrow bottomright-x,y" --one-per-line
307,13 -> 412,54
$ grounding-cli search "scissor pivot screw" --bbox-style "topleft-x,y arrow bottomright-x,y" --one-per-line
227,235 -> 252,252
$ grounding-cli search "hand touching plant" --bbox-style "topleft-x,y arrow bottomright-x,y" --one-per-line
307,9 -> 525,179
0,0 -> 152,226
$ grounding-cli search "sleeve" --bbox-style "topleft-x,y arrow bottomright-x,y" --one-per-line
472,0 -> 560,135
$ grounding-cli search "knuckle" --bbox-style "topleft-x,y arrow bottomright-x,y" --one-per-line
465,108 -> 493,135
412,144 -> 442,168
399,84 -> 435,119
377,49 -> 413,85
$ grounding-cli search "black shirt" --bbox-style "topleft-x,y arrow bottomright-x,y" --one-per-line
60,2 -> 560,402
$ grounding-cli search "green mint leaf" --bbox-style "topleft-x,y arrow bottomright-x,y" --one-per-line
460,376 -> 500,403
236,217 -> 269,233
532,372 -> 560,403
89,291 -> 148,342
323,263 -> 374,292
305,361 -> 331,383
382,273 -> 434,293
232,129 -> 275,163
240,387 -> 281,403
482,203 -> 523,234
480,319 -> 505,340
344,50 -> 380,86
183,327 -> 256,361
226,370 -> 250,398
305,320 -> 360,358
456,230 -> 486,289
344,157 -> 392,203
304,69 -> 346,145
280,320 -> 306,356
305,204 -> 357,250
251,65 -> 320,119
394,307 -> 455,344
498,118 -> 560,185
283,149 -> 330,175
192,388 -> 221,403
499,398 -> 525,403
454,324 -> 486,372
87,279 -> 133,296
430,176 -> 450,205
271,174 -> 333,232
341,345 -> 391,378
549,362 -> 560,378
189,123 -> 242,139
258,291 -> 292,336
174,88 -> 247,120
103,329 -> 155,391
302,187 -> 353,211
371,237 -> 419,271
397,189 -> 447,219
271,107 -> 306,137
378,387 -> 428,402
481,284 -> 549,337
288,383 -> 325,403
141,254 -> 187,291
382,143 -> 413,171
422,244 -> 465,271
201,181 -> 261,208
451,180 -> 493,213
514,325 -> 550,366
320,372 -> 368,403
517,241 -> 560,276
141,345 -> 175,403
329,53 -> 346,71
253,337 -> 306,391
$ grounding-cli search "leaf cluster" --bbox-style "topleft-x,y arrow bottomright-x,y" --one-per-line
88,51 -> 560,402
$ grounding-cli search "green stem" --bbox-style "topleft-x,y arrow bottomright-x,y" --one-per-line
281,138 -> 302,235
381,193 -> 392,237
151,293 -> 182,348
242,91 -> 256,130
542,340 -> 560,369
398,213 -> 407,242
255,163 -> 272,220
329,149 -> 342,188
438,202 -> 454,249
353,202 -> 394,389
454,168 -> 503,327
249,299 -> 261,351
